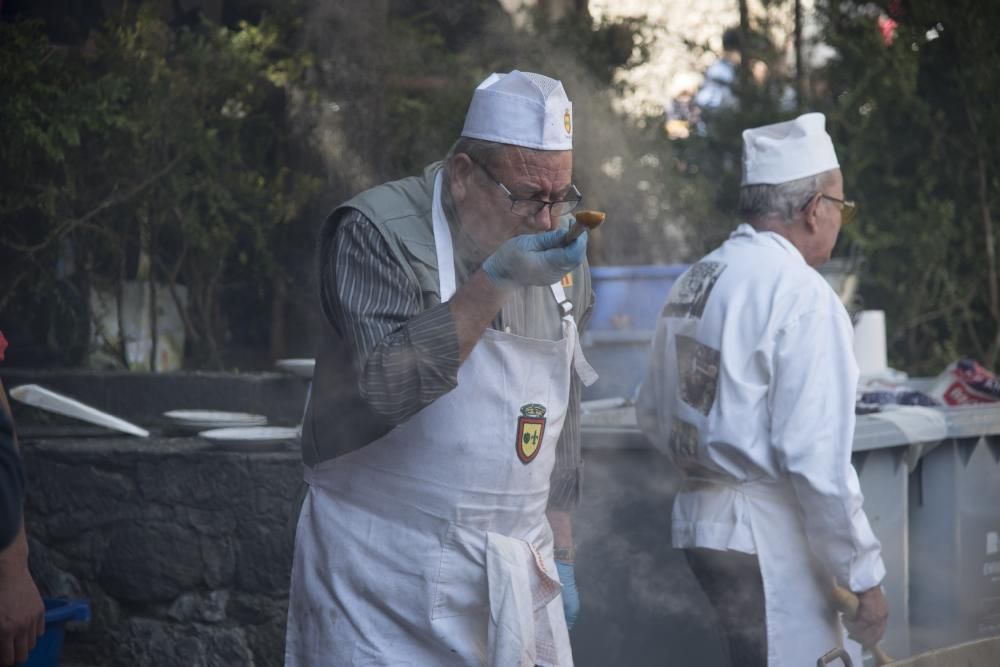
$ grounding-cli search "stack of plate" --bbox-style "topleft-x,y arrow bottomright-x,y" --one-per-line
274,358 -> 315,378
163,409 -> 267,433
198,426 -> 300,452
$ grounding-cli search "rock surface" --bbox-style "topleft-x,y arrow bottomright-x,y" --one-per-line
21,435 -> 301,666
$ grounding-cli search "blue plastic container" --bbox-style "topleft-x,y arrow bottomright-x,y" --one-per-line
20,599 -> 90,667
582,264 -> 689,400
586,264 -> 689,332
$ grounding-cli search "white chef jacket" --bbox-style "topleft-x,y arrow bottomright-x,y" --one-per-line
637,223 -> 886,593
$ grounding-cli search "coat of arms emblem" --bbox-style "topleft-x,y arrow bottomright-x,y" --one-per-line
515,403 -> 547,464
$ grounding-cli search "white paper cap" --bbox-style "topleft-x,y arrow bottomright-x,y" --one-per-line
461,70 -> 573,151
741,112 -> 839,185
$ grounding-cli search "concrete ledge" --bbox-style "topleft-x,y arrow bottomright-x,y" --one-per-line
3,369 -> 310,427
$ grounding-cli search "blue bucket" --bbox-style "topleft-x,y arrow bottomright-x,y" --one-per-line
20,599 -> 90,667
582,264 -> 689,400
587,264 -> 689,332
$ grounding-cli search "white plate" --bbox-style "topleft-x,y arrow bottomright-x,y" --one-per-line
581,396 -> 628,413
198,426 -> 299,452
274,358 -> 315,378
164,410 -> 267,431
10,384 -> 149,438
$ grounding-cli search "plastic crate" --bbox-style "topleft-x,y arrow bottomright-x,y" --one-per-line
853,447 -> 911,658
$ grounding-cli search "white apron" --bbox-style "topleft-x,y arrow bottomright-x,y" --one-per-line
682,478 -> 863,666
285,173 -> 596,667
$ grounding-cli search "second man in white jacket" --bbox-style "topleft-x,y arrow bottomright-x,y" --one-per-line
637,112 -> 887,667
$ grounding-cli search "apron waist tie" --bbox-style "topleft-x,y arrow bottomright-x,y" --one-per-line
571,331 -> 598,387
682,476 -> 797,504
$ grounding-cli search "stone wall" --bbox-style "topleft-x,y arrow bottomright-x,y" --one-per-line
21,436 -> 302,667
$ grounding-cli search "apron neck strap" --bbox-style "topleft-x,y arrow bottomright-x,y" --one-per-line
549,281 -> 574,320
432,170 -> 457,302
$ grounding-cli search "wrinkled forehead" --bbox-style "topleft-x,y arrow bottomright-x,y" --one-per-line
493,146 -> 573,191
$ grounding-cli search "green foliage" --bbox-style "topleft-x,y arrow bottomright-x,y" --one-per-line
381,13 -> 483,177
816,0 -> 1000,373
1,8 -> 319,367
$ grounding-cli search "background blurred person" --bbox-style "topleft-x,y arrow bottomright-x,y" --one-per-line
0,331 -> 45,667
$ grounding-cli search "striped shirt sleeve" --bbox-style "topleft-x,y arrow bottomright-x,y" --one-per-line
323,209 -> 460,425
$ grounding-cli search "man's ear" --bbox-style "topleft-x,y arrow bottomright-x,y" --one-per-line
802,192 -> 822,233
448,154 -> 473,204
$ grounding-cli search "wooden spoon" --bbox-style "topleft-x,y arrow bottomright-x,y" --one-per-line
830,585 -> 893,666
565,210 -> 606,245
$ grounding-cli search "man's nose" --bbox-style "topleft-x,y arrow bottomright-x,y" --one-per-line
532,205 -> 559,231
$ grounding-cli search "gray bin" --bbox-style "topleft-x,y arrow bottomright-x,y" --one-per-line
852,446 -> 911,658
908,435 -> 1000,653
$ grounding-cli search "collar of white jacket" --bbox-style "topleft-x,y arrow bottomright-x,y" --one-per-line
741,112 -> 839,185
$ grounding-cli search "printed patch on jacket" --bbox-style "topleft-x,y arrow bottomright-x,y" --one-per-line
516,403 -> 547,464
676,335 -> 721,416
662,261 -> 726,319
669,418 -> 701,471
561,273 -> 573,288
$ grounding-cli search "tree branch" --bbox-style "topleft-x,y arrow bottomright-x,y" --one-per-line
889,293 -> 973,344
9,152 -> 187,255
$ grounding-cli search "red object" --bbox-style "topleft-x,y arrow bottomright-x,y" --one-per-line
879,15 -> 898,46
933,359 -> 1000,406
0,331 -> 6,363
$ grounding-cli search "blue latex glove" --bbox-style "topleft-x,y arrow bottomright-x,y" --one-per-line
555,559 -> 580,630
482,228 -> 588,290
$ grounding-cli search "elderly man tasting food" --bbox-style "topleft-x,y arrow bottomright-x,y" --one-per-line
637,113 -> 888,666
285,71 -> 598,667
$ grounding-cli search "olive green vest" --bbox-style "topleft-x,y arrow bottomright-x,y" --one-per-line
302,162 -> 592,466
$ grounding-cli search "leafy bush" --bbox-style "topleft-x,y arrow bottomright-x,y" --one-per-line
0,7 -> 318,368
817,0 -> 1000,373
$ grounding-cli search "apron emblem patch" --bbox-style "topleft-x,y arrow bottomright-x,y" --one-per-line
560,272 -> 573,288
516,403 -> 547,464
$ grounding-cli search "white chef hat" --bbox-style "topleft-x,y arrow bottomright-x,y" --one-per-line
461,70 -> 573,151
741,112 -> 839,185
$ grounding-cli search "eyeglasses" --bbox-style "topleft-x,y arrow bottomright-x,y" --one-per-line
467,156 -> 583,218
814,193 -> 857,225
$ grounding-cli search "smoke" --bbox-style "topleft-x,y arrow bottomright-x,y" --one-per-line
573,444 -> 727,665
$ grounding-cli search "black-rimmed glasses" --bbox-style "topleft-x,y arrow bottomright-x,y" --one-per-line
467,156 -> 583,218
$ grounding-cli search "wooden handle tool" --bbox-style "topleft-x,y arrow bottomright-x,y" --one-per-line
830,585 -> 893,666
564,210 -> 606,245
